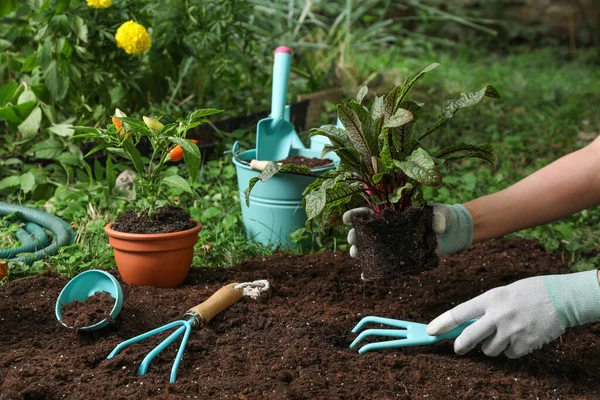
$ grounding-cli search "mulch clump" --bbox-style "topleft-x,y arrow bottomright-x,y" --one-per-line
60,291 -> 115,329
112,206 -> 195,234
2,239 -> 600,399
277,155 -> 333,169
353,206 -> 439,279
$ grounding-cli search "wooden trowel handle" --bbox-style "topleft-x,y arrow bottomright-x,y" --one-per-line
187,283 -> 243,324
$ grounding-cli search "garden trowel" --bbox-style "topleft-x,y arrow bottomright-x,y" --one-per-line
255,46 -> 295,161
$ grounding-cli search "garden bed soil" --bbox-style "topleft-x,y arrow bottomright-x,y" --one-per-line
353,206 -> 439,280
60,291 -> 115,329
112,206 -> 195,234
277,155 -> 333,169
2,239 -> 600,399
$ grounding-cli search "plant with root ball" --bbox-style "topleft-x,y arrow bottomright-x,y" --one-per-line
245,63 -> 499,243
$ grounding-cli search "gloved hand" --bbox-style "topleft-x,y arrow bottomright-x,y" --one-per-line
427,270 -> 600,358
342,203 -> 474,258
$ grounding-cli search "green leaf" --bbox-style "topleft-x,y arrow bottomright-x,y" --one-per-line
385,108 -> 414,128
70,15 -> 88,42
309,125 -> 352,148
0,175 -> 21,190
435,143 -> 496,164
382,85 -> 403,119
371,96 -> 384,119
20,172 -> 36,194
421,85 -> 500,139
0,81 -> 18,105
44,60 -> 69,101
22,53 -> 38,72
50,15 -> 70,35
57,152 -> 81,166
122,140 -> 145,175
388,182 -> 413,203
18,106 -> 42,138
338,103 -> 376,164
84,142 -> 109,157
0,106 -> 21,124
356,86 -> 368,104
304,178 -> 363,221
18,88 -> 36,104
0,0 -> 18,18
202,207 -> 222,220
169,137 -> 201,182
13,101 -> 37,120
37,41 -> 52,70
161,175 -> 193,194
189,108 -> 223,120
397,63 -> 440,105
48,123 -> 74,137
30,139 -> 63,159
395,148 -> 442,186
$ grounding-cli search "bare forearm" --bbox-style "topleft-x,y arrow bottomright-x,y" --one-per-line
465,138 -> 600,243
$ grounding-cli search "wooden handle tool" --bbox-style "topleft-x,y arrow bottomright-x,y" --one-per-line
186,283 -> 243,325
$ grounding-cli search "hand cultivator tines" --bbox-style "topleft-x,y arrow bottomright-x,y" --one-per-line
107,280 -> 269,383
350,316 -> 476,354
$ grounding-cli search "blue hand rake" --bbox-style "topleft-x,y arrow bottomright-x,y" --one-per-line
107,280 -> 269,383
350,316 -> 476,354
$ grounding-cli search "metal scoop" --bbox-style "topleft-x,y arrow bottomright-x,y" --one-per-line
107,280 -> 269,383
350,316 -> 476,354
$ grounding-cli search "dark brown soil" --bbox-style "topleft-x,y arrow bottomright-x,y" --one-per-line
353,206 -> 439,280
277,155 -> 333,169
112,206 -> 195,234
60,291 -> 115,329
2,239 -> 600,399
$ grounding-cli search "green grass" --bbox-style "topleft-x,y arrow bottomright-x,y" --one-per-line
2,45 -> 599,279
354,46 -> 600,270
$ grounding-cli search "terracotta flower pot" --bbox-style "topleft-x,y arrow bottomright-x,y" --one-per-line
104,221 -> 202,288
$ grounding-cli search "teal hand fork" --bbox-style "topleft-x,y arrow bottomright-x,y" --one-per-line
350,316 -> 476,354
107,280 -> 269,383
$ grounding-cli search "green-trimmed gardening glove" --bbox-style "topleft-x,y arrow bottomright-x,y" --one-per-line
343,203 -> 474,258
427,270 -> 600,358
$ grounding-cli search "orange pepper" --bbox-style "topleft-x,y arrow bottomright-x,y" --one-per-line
168,140 -> 198,162
112,108 -> 128,138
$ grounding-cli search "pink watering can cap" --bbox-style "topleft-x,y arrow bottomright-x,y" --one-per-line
274,46 -> 292,54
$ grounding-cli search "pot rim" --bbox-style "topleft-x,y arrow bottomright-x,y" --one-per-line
104,220 -> 202,241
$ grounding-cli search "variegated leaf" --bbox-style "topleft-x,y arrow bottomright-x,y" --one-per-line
395,148 -> 442,186
435,142 -> 496,164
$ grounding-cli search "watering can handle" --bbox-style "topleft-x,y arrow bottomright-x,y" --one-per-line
271,46 -> 292,122
187,283 -> 244,324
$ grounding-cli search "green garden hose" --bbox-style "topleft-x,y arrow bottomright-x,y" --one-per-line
0,202 -> 76,264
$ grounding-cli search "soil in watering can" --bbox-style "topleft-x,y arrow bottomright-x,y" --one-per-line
277,155 -> 333,169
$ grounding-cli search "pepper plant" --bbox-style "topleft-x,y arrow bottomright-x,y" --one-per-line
72,108 -> 222,216
245,63 -> 499,239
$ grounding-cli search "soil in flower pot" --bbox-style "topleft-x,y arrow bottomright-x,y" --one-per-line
277,155 -> 333,169
112,206 -> 195,234
352,206 -> 439,280
60,291 -> 114,329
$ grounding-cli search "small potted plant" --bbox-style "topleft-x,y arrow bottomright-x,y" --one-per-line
74,108 -> 222,287
245,63 -> 499,280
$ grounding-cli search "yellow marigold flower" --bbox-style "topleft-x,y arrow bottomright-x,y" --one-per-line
115,21 -> 151,55
86,0 -> 112,8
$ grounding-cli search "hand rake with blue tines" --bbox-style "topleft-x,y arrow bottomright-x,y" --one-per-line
350,316 -> 476,354
107,280 -> 269,383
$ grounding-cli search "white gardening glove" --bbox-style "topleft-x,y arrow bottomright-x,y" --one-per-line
427,270 -> 600,358
343,203 -> 474,258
